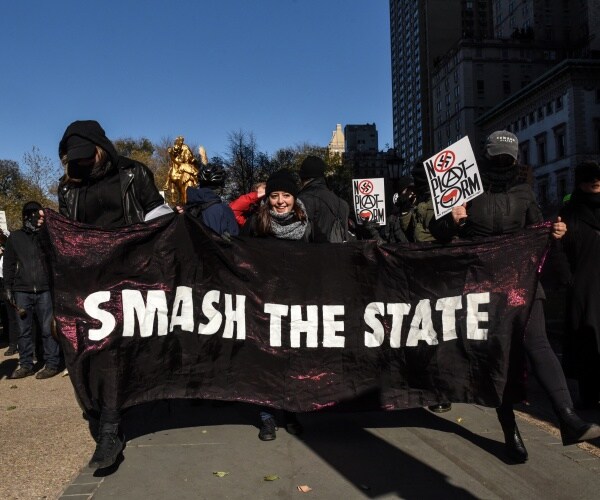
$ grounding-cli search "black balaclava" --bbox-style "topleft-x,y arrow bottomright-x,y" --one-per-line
22,201 -> 42,233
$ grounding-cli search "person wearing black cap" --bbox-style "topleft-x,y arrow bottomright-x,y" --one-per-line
297,156 -> 349,243
58,120 -> 166,227
430,131 -> 600,463
559,160 -> 600,409
3,201 -> 61,380
57,120 -> 167,470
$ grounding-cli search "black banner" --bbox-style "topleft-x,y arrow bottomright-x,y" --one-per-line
42,210 -> 550,414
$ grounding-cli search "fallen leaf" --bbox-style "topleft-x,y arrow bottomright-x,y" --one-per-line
10,385 -> 17,389
202,430 -> 208,434
297,485 -> 312,493
264,475 -> 279,481
456,417 -> 463,424
213,471 -> 229,477
7,406 -> 16,411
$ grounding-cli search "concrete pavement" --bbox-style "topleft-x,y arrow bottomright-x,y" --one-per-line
59,398 -> 600,500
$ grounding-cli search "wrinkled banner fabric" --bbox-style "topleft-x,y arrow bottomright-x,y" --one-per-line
41,210 -> 550,415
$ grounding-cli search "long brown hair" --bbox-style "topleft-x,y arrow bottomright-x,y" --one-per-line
255,197 -> 307,236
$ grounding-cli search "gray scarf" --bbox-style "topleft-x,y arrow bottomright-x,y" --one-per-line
269,199 -> 308,240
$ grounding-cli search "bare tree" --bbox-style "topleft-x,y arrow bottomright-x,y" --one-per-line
22,146 -> 62,201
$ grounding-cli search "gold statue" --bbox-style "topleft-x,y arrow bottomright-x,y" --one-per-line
164,136 -> 199,204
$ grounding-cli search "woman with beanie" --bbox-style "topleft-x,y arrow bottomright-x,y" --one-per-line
430,131 -> 600,463
242,170 -> 312,242
242,170 -> 311,440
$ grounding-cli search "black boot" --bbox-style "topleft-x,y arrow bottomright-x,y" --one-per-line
496,406 -> 528,463
88,422 -> 124,469
500,422 -> 528,463
556,408 -> 600,446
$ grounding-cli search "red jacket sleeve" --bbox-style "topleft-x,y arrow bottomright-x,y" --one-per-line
229,192 -> 259,227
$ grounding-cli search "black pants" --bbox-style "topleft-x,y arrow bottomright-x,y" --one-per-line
498,299 -> 572,424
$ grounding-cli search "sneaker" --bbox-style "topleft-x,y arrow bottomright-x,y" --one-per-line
9,366 -> 35,379
88,423 -> 124,469
35,366 -> 61,379
258,417 -> 278,441
4,346 -> 17,356
428,403 -> 452,413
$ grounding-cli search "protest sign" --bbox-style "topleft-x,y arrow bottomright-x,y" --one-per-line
352,178 -> 386,225
424,137 -> 482,219
0,211 -> 7,234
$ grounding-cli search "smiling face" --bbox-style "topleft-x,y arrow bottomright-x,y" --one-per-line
268,191 -> 294,214
579,179 -> 600,194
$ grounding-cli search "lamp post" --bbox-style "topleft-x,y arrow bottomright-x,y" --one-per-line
386,148 -> 403,179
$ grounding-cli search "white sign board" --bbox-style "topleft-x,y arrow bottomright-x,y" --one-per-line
0,211 -> 7,234
424,136 -> 483,219
352,178 -> 386,225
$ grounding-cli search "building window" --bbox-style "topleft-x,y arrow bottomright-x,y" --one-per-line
556,172 -> 568,200
454,85 -> 459,97
556,95 -> 563,110
554,125 -> 566,159
477,80 -> 485,94
521,117 -> 527,129
536,133 -> 547,165
537,178 -> 549,206
520,140 -> 529,165
546,101 -> 553,115
537,107 -> 544,120
529,111 -> 535,125
503,81 -> 511,95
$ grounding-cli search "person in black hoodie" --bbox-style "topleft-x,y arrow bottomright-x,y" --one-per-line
57,120 -> 167,470
430,131 -> 600,462
559,160 -> 600,409
3,201 -> 61,380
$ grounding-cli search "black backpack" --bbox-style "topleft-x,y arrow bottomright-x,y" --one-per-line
328,214 -> 346,243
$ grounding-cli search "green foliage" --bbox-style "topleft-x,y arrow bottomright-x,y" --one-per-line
0,156 -> 58,231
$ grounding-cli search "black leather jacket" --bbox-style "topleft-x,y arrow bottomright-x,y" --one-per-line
58,119 -> 164,226
58,159 -> 163,226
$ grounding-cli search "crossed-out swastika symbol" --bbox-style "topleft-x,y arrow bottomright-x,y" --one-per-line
359,180 -> 373,195
433,150 -> 456,173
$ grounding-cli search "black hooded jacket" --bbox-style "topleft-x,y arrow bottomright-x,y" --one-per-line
58,120 -> 164,227
3,227 -> 50,293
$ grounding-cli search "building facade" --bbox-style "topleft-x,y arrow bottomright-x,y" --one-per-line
430,38 -> 556,154
344,123 -> 378,153
476,59 -> 600,212
389,0 -> 492,166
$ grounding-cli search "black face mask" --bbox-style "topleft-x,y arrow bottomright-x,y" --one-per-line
23,210 -> 40,232
67,162 -> 92,180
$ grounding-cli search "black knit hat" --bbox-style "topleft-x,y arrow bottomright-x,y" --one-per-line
575,160 -> 600,184
266,170 -> 298,198
411,159 -> 429,195
299,155 -> 326,179
22,201 -> 42,216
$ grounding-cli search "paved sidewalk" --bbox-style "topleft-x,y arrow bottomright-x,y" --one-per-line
60,399 -> 600,500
